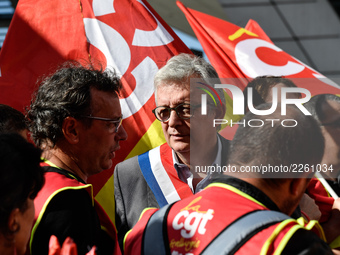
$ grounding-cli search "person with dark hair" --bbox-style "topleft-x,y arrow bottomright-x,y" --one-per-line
0,104 -> 27,139
27,62 -> 127,255
303,94 -> 340,248
0,133 -> 44,255
114,53 -> 230,247
304,94 -> 340,183
124,104 -> 333,255
243,75 -> 301,111
242,76 -> 321,221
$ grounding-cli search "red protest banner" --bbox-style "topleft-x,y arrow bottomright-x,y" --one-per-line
0,0 -> 192,221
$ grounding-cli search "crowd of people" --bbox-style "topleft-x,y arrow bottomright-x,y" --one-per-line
1,53 -> 340,254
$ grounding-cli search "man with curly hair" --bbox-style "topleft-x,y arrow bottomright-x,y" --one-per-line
27,62 -> 127,255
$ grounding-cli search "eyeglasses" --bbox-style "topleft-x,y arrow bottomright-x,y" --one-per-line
152,103 -> 200,122
321,118 -> 340,129
81,115 -> 123,133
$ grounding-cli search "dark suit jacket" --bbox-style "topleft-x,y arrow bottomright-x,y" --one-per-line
114,134 -> 230,248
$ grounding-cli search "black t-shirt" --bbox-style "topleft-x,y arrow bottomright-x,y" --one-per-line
31,167 -> 114,255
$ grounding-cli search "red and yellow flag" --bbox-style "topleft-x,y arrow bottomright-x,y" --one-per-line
177,1 -> 340,96
0,0 -> 192,222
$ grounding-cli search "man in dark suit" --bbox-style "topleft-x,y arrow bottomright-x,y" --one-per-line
114,53 -> 230,247
124,104 -> 333,255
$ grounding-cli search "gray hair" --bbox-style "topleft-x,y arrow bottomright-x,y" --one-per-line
154,53 -> 225,107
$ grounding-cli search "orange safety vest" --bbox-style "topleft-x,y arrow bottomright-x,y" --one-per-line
124,182 -> 325,255
30,165 -> 121,255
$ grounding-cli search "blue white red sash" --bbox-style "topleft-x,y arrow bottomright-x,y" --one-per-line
138,143 -> 193,207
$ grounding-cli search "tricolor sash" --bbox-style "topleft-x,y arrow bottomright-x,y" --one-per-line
138,143 -> 193,207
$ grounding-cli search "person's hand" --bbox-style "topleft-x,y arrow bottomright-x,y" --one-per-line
333,249 -> 340,255
322,198 -> 340,244
48,235 -> 97,255
300,193 -> 321,221
332,198 -> 340,211
48,235 -> 77,255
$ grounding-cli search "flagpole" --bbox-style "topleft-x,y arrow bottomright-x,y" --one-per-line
315,172 -> 339,199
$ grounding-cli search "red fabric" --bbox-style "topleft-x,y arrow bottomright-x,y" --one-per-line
0,0 -> 192,196
34,170 -> 120,255
177,1 -> 340,96
33,171 -> 91,219
177,1 -> 246,83
123,208 -> 158,254
124,184 -> 319,254
306,178 -> 334,223
48,236 -> 97,255
0,0 -> 88,113
245,19 -> 273,44
159,143 -> 193,199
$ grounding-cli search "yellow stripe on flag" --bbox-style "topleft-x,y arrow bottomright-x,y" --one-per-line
95,119 -> 166,225
228,28 -> 258,41
126,119 -> 166,159
95,175 -> 116,225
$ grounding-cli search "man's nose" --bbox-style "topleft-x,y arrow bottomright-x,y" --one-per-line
116,124 -> 128,141
167,110 -> 182,127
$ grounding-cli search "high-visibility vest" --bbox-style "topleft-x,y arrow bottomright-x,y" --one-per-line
30,165 -> 121,255
124,182 -> 325,255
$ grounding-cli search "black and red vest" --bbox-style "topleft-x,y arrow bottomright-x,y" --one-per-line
30,165 -> 121,255
124,182 -> 325,254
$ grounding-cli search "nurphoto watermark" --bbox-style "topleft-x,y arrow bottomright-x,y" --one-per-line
189,77 -> 338,179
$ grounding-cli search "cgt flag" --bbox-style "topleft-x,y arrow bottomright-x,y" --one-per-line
177,1 -> 340,96
0,0 -> 192,222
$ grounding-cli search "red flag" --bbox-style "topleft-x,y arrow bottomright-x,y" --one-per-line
245,19 -> 273,44
0,0 -> 192,221
177,1 -> 340,95
177,1 -> 246,82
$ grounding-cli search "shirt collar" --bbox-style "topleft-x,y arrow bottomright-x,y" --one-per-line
173,135 -> 223,193
172,134 -> 222,168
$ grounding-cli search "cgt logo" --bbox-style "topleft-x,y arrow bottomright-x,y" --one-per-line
172,197 -> 214,238
200,84 -> 311,116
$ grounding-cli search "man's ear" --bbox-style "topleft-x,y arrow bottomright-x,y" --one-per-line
214,104 -> 226,120
62,117 -> 80,144
8,208 -> 20,234
289,178 -> 309,198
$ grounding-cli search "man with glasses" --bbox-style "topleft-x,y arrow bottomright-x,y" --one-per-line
125,104 -> 333,255
114,53 -> 230,247
27,62 -> 127,255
